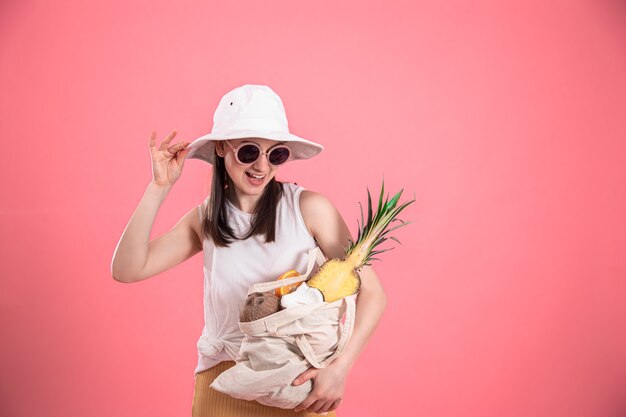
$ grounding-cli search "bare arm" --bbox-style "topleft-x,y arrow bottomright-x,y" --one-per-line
328,264 -> 387,372
111,130 -> 198,283
299,190 -> 388,371
110,182 -> 203,283
292,190 -> 388,413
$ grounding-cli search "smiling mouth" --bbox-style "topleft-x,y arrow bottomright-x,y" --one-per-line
246,172 -> 266,180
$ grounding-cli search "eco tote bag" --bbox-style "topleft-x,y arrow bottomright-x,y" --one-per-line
210,246 -> 357,409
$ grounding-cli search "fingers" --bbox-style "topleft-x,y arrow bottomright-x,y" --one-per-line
326,399 -> 342,412
149,131 -> 156,150
166,141 -> 190,153
149,130 -> 188,153
303,399 -> 326,414
158,129 -> 178,151
296,398 -> 341,414
176,144 -> 192,164
294,390 -> 343,413
293,368 -> 316,386
293,398 -> 316,413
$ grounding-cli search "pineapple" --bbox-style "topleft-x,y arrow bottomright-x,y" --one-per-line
281,178 -> 415,306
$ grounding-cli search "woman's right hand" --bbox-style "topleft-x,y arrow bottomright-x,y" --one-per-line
148,130 -> 192,187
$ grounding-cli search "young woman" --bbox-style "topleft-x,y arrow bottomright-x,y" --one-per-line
111,85 -> 388,416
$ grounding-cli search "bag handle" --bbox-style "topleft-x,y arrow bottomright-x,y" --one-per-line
294,292 -> 357,369
240,300 -> 327,335
242,245 -> 358,368
246,246 -> 327,296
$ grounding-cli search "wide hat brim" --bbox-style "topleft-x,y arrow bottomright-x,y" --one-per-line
185,130 -> 324,165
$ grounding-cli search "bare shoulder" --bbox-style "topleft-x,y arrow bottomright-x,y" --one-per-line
191,198 -> 209,245
299,189 -> 333,208
299,189 -> 352,260
299,190 -> 333,235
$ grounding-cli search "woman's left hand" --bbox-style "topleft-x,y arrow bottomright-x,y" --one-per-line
292,361 -> 349,414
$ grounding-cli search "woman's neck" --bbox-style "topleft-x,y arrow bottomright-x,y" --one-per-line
226,188 -> 260,214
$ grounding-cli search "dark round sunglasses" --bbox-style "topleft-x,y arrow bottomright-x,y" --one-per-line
224,141 -> 292,166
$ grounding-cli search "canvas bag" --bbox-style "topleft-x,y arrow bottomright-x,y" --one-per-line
209,246 -> 357,409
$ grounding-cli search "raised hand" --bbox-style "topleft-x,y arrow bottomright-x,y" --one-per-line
148,130 -> 192,187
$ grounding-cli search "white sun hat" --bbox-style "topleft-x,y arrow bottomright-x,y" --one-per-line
186,84 -> 324,165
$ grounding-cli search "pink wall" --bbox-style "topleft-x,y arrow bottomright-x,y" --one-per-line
1,0 -> 625,416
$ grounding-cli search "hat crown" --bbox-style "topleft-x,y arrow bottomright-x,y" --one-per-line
185,84 -> 324,165
212,84 -> 289,135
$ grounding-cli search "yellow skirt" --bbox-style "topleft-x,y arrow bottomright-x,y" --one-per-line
192,361 -> 338,417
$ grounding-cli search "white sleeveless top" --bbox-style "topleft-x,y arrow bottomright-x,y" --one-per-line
194,182 -> 318,375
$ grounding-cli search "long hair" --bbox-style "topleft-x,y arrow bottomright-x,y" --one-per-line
200,151 -> 284,247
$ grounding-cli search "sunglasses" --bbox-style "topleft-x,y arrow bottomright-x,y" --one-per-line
223,140 -> 292,166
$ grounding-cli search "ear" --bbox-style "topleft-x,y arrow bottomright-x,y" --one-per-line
215,141 -> 227,157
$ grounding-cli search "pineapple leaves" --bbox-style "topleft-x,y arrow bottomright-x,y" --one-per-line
358,201 -> 365,242
367,187 -> 373,229
347,177 -> 416,268
377,179 -> 385,220
379,220 -> 413,238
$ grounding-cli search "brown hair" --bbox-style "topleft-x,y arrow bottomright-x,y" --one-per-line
200,150 -> 284,248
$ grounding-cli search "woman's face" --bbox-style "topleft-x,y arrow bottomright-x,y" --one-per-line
216,137 -> 288,199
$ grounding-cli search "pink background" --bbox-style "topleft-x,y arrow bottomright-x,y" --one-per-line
1,1 -> 625,416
